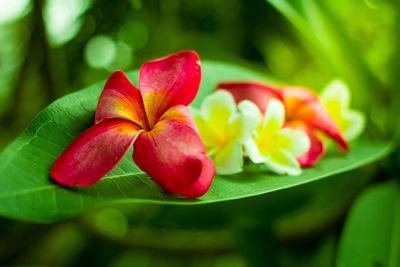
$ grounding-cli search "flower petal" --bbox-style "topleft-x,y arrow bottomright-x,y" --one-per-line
213,140 -> 243,175
266,149 -> 302,176
263,98 -> 285,133
275,128 -> 310,157
190,109 -> 220,150
201,90 -> 236,126
228,100 -> 262,142
339,110 -> 366,141
198,90 -> 237,147
139,51 -> 201,127
52,118 -> 141,187
216,81 -> 282,113
320,80 -> 365,141
132,120 -> 215,198
244,138 -> 269,164
95,71 -> 148,129
279,86 -> 348,150
289,124 -> 326,167
320,80 -> 350,112
159,105 -> 199,133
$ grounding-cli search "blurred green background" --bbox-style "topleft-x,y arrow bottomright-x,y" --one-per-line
0,0 -> 398,266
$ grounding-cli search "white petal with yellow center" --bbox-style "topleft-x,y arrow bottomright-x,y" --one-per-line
244,138 -> 269,164
244,98 -> 308,176
191,90 -> 262,175
200,90 -> 236,146
265,149 -> 302,176
228,100 -> 262,141
190,108 -> 221,149
340,109 -> 365,141
263,99 -> 285,133
213,140 -> 243,175
320,79 -> 365,141
275,129 -> 310,157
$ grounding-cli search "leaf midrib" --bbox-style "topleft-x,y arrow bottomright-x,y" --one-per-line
0,172 -> 143,199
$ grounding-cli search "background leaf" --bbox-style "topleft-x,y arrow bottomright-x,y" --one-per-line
337,182 -> 400,267
265,0 -> 376,107
0,60 -> 392,222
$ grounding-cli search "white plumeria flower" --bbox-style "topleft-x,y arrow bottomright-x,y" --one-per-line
245,99 -> 310,176
191,90 -> 261,175
320,79 -> 365,141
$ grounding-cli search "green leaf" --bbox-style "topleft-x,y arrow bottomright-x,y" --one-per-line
0,60 -> 393,222
337,182 -> 400,267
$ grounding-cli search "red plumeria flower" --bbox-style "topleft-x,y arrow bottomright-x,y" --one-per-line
52,51 -> 215,198
216,82 -> 348,166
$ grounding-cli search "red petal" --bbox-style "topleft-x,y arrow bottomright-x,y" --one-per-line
216,81 -> 282,113
139,51 -> 201,127
296,125 -> 326,167
52,118 -> 141,187
279,87 -> 348,151
132,119 -> 215,198
95,71 -> 149,129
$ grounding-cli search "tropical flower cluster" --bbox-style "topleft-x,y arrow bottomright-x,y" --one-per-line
191,91 -> 310,175
52,51 -> 365,198
198,80 -> 365,175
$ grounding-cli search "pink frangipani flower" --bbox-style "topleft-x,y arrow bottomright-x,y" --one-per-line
52,51 -> 215,198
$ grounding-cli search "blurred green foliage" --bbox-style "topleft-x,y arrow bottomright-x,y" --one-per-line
0,0 -> 399,266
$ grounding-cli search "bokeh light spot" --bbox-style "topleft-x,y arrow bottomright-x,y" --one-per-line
0,0 -> 31,24
107,41 -> 133,70
84,35 -> 117,69
95,208 -> 128,238
43,0 -> 93,47
118,20 -> 149,51
129,0 -> 142,10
